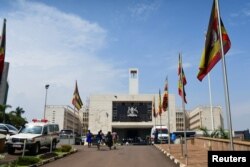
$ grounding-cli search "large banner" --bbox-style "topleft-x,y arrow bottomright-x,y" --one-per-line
112,101 -> 152,122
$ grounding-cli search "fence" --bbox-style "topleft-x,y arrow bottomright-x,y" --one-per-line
188,137 -> 250,151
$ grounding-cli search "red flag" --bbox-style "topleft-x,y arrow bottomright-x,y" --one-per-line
197,0 -> 231,81
178,54 -> 187,103
152,96 -> 157,118
158,89 -> 162,116
0,19 -> 6,81
72,81 -> 83,110
162,77 -> 168,111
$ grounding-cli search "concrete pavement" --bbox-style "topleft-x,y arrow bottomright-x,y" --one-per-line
155,143 -> 208,167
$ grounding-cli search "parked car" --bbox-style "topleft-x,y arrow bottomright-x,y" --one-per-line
6,119 -> 60,155
59,129 -> 74,139
0,123 -> 19,139
81,136 -> 86,144
74,133 -> 83,145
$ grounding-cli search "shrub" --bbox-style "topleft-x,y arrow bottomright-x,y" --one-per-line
39,152 -> 58,159
60,144 -> 72,152
16,156 -> 40,166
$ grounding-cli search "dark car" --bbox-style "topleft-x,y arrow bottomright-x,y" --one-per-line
74,132 -> 84,145
0,123 -> 19,137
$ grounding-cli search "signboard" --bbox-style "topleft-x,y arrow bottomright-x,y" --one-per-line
112,101 -> 152,122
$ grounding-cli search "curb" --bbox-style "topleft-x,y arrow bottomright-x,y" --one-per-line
28,149 -> 78,167
154,144 -> 186,167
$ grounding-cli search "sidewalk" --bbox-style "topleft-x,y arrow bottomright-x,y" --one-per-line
155,143 -> 208,167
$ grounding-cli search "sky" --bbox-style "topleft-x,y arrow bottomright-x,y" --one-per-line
0,0 -> 249,130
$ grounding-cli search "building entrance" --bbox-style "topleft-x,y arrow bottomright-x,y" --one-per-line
112,128 -> 151,144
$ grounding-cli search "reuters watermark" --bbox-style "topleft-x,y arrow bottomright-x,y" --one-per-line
208,151 -> 249,167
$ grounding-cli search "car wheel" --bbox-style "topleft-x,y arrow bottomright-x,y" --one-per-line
52,140 -> 57,150
7,146 -> 15,154
30,143 -> 40,155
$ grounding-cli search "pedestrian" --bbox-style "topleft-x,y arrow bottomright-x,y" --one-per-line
154,129 -> 158,144
96,130 -> 102,150
105,131 -> 113,150
86,130 -> 92,148
112,132 -> 119,149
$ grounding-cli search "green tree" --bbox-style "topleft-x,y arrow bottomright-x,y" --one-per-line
10,107 -> 25,117
199,126 -> 229,139
0,104 -> 12,123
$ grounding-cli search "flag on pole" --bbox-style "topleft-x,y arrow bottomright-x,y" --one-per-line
0,19 -> 6,81
152,96 -> 157,118
197,0 -> 231,81
72,81 -> 83,110
178,54 -> 187,103
162,77 -> 168,111
158,89 -> 162,116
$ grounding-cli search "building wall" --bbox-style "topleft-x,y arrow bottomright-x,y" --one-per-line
189,106 -> 223,131
82,111 -> 89,135
88,93 -> 176,134
45,105 -> 82,134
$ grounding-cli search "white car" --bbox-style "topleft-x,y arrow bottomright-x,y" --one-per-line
6,119 -> 60,155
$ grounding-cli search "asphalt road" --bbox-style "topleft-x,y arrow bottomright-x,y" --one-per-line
43,145 -> 178,167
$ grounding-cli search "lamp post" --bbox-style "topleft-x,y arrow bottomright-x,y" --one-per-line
44,84 -> 49,119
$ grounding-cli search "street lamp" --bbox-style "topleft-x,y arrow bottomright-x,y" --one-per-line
44,84 -> 50,119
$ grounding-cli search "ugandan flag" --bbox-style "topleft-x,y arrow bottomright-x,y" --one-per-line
197,0 -> 231,81
0,19 -> 6,81
178,54 -> 187,103
162,77 -> 168,111
152,96 -> 157,118
72,81 -> 83,110
158,89 -> 162,116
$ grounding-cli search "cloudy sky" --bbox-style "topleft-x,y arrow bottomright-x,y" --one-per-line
1,0 -> 250,130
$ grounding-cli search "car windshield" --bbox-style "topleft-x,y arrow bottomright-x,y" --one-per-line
20,125 -> 43,134
60,130 -> 73,134
5,124 -> 18,132
157,129 -> 168,134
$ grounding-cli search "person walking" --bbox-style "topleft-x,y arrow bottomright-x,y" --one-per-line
86,130 -> 92,148
112,132 -> 118,149
106,131 -> 113,150
96,130 -> 102,150
154,129 -> 158,144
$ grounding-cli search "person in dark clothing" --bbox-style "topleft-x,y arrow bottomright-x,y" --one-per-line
96,130 -> 102,150
105,131 -> 113,150
154,129 -> 158,144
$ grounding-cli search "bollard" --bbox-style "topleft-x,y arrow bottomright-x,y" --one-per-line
50,135 -> 53,153
22,139 -> 27,157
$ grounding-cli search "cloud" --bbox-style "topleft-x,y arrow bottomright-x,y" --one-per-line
3,0 -> 127,121
129,0 -> 160,20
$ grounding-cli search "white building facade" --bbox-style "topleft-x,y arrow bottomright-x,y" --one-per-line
189,106 -> 224,131
45,105 -> 82,134
88,68 -> 176,140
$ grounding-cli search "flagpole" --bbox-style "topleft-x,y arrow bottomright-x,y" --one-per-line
215,0 -> 234,150
180,54 -> 188,165
167,77 -> 171,151
208,73 -> 215,131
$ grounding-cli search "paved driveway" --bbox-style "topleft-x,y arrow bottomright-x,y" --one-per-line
43,145 -> 178,167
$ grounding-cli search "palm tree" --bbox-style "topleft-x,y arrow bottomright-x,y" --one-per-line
199,127 -> 210,137
10,107 -> 25,117
217,127 -> 229,139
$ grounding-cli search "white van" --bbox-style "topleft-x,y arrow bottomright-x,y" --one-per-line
151,125 -> 168,144
6,119 -> 60,155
